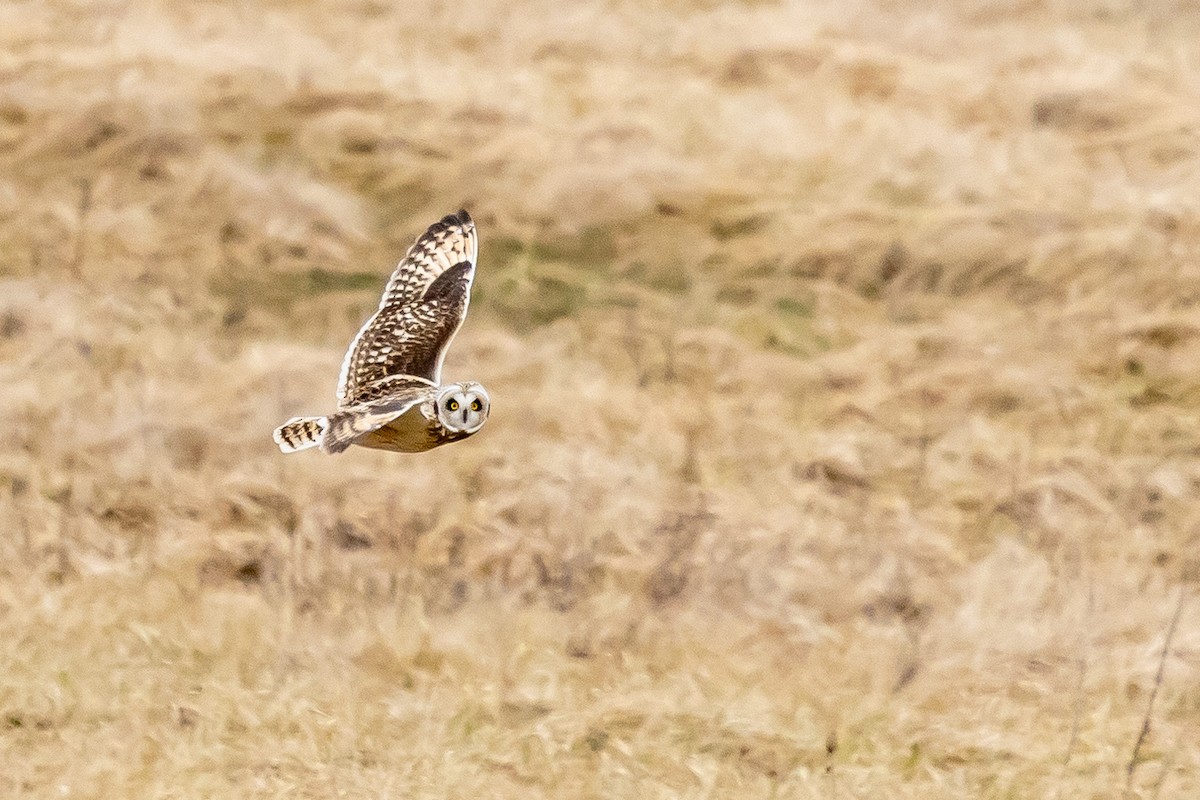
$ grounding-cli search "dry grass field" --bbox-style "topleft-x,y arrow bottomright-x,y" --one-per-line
3,0 -> 1200,796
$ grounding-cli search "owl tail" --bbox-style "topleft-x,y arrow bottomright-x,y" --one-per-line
273,416 -> 327,453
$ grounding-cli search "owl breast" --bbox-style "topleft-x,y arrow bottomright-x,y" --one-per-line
353,402 -> 465,453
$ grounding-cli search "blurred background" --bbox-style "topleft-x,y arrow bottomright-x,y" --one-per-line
2,0 -> 1199,796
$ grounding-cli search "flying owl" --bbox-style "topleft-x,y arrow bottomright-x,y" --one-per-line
273,209 -> 490,455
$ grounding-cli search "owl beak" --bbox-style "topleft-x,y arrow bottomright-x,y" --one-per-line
462,408 -> 469,426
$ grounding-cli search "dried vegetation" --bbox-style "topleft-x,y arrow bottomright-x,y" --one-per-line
1,0 -> 1200,797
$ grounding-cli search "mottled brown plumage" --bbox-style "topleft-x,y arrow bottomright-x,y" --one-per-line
273,210 -> 489,455
336,209 -> 477,403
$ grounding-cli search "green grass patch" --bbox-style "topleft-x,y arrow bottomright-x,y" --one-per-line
212,267 -> 383,312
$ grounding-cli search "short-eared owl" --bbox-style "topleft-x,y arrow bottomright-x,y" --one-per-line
273,210 -> 490,455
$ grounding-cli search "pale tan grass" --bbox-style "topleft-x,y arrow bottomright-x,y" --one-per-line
2,0 -> 1200,798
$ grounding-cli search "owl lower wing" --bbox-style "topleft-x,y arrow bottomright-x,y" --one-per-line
336,210 -> 477,404
342,373 -> 436,406
321,383 -> 437,454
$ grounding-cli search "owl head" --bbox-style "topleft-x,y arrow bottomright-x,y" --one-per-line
435,381 -> 490,434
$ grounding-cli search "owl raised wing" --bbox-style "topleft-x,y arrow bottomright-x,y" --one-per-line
335,209 -> 478,406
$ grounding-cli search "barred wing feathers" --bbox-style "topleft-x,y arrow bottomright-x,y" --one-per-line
336,210 -> 477,405
319,377 -> 438,454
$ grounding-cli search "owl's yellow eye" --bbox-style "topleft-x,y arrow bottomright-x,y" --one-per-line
470,399 -> 482,412
447,399 -> 459,411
